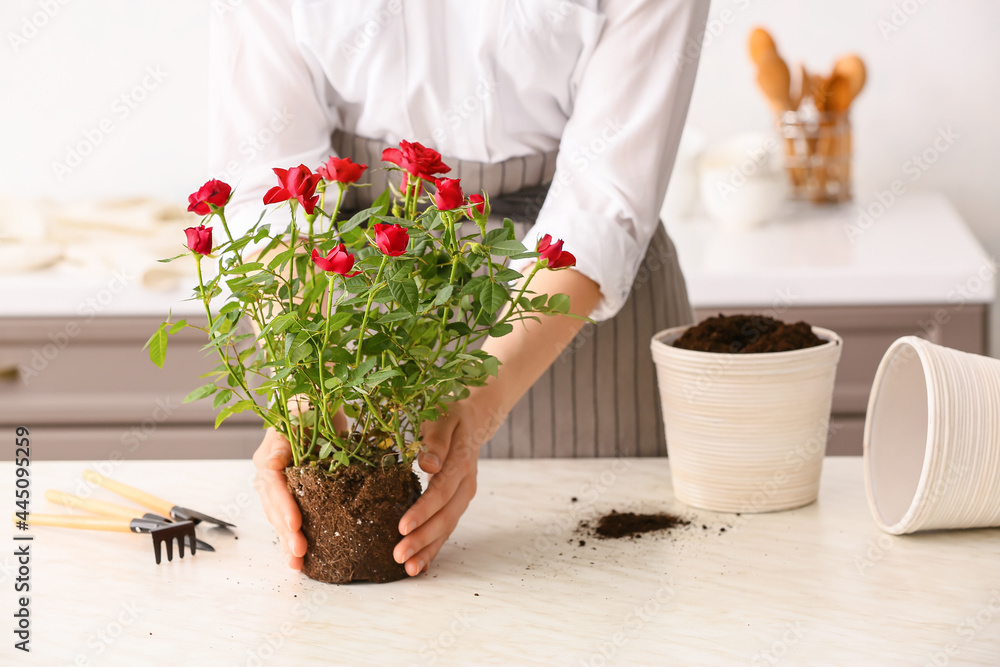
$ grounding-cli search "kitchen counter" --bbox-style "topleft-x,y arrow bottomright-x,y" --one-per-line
667,192 -> 995,309
3,457 -> 998,665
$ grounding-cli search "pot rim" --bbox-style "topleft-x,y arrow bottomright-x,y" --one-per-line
651,324 -> 842,359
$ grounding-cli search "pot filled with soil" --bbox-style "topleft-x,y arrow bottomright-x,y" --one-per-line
285,462 -> 422,584
650,314 -> 842,513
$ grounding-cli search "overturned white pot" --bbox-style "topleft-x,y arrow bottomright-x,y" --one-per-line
864,336 -> 1000,535
651,325 -> 843,513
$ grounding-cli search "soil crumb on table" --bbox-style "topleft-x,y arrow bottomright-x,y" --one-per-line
593,510 -> 690,539
673,314 -> 823,353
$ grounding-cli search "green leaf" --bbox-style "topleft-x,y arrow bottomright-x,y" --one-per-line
168,319 -> 188,334
183,383 -> 217,404
493,268 -> 523,283
482,228 -> 509,247
483,355 -> 500,377
479,281 -> 508,314
289,342 -> 313,365
531,294 -> 547,308
326,311 -> 354,331
371,188 -> 391,215
339,208 -> 371,234
489,240 -> 528,257
378,310 -> 413,324
156,253 -> 187,264
318,442 -> 333,459
352,356 -> 379,380
488,322 -> 514,338
503,217 -> 516,240
460,275 -> 489,297
548,293 -> 571,314
267,313 -> 297,334
389,278 -> 419,314
432,284 -> 454,307
213,389 -> 233,409
214,400 -> 254,429
331,451 -> 350,467
226,262 -> 264,274
365,368 -> 402,388
144,325 -> 168,368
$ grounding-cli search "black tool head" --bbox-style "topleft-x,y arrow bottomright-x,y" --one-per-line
150,521 -> 197,564
169,506 -> 236,529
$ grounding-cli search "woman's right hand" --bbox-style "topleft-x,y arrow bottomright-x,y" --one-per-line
252,427 -> 308,570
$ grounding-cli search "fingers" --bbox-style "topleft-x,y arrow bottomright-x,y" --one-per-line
418,410 -> 459,474
252,428 -> 306,568
394,474 -> 476,570
405,536 -> 447,577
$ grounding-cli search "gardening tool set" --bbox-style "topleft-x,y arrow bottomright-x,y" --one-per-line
15,470 -> 235,564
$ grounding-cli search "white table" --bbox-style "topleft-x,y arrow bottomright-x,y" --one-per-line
2,457 -> 998,665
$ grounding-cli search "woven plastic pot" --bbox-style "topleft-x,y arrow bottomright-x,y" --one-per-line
864,336 -> 1000,535
651,325 -> 842,513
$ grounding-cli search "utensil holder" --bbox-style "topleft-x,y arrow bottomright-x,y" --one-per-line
864,336 -> 1000,535
779,109 -> 851,204
650,325 -> 843,513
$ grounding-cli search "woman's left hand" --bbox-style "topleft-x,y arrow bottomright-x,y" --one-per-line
393,394 -> 505,576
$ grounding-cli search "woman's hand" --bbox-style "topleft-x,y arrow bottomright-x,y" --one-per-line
252,398 -> 346,569
393,394 -> 505,576
252,428 -> 307,569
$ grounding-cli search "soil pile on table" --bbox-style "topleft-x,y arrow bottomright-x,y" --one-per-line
593,510 -> 690,539
673,314 -> 824,353
285,464 -> 422,584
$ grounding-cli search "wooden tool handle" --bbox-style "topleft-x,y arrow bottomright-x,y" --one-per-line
18,513 -> 133,532
82,470 -> 174,516
45,490 -> 144,519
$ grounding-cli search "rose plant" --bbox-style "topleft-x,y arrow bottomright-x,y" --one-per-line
147,141 -> 576,582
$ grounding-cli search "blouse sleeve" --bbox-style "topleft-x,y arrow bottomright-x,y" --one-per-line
208,0 -> 339,239
511,0 -> 709,321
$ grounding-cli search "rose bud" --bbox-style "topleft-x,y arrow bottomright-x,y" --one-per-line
184,225 -> 213,256
263,165 -> 323,214
537,234 -> 576,269
432,178 -> 465,211
187,179 -> 232,215
311,244 -> 360,276
318,156 -> 367,184
381,140 -> 451,181
373,223 -> 409,257
467,194 -> 487,217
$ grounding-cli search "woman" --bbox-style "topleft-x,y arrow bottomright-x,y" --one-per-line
211,0 -> 709,577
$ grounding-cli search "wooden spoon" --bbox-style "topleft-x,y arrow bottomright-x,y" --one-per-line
756,53 -> 792,113
832,54 -> 867,107
748,27 -> 778,66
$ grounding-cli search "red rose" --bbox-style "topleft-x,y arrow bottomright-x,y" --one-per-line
187,179 -> 231,215
184,225 -> 213,256
373,223 -> 409,257
537,234 -> 576,269
318,156 -> 367,184
311,244 -> 360,276
467,194 -> 486,217
432,178 -> 464,211
263,165 -> 323,214
381,140 -> 451,181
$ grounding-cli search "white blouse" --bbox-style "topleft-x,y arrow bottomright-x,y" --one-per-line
209,0 -> 708,321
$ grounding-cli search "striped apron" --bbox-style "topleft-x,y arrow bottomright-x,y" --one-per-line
332,131 -> 693,458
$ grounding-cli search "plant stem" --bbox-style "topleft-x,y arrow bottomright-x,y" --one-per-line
354,255 -> 388,368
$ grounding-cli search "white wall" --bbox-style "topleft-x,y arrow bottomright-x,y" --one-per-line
2,0 -> 997,351
0,0 -> 207,202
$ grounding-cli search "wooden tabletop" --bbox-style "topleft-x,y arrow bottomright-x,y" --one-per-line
2,457 -> 998,665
